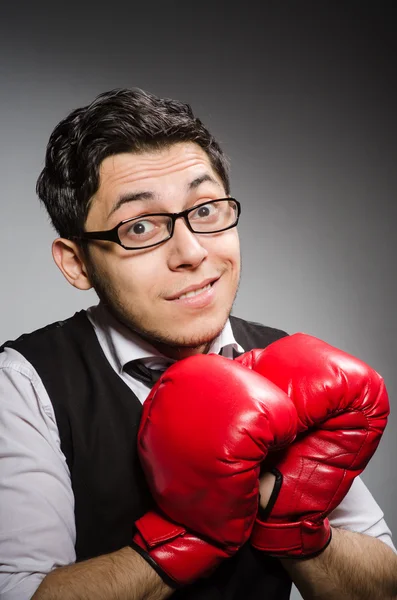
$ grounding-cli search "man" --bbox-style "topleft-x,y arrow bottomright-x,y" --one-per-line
0,88 -> 396,600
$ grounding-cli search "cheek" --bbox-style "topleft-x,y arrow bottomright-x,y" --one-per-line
210,231 -> 240,266
103,252 -> 164,299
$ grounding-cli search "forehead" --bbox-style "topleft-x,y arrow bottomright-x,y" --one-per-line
97,142 -> 219,195
86,142 -> 224,228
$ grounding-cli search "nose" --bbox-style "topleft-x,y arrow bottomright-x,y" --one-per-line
166,217 -> 208,270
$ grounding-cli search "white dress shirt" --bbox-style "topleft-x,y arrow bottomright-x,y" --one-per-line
0,303 -> 395,599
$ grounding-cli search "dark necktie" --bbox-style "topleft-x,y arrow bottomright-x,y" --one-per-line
124,348 -> 243,389
124,360 -> 170,389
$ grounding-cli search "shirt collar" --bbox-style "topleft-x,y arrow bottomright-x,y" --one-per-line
87,302 -> 244,372
207,318 -> 244,357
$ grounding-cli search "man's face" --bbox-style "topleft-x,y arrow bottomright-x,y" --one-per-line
84,142 -> 241,357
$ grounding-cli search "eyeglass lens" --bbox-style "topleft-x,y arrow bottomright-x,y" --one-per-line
118,199 -> 238,248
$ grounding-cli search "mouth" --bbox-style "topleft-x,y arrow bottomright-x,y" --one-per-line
166,277 -> 219,301
177,282 -> 212,300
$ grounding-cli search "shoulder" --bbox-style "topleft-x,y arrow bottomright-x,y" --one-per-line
230,315 -> 288,338
0,345 -> 58,424
0,310 -> 90,355
0,311 -> 92,408
229,315 -> 288,351
0,345 -> 38,381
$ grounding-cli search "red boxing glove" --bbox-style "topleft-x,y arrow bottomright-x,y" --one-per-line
133,510 -> 233,587
237,333 -> 389,558
133,353 -> 298,585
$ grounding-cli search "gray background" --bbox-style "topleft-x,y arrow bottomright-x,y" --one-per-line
1,2 -> 396,597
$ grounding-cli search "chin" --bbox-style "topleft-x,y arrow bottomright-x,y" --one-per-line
160,314 -> 229,349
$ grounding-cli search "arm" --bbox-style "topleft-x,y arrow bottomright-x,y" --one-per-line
32,547 -> 173,600
0,350 -> 172,600
281,526 -> 397,600
258,471 -> 397,599
247,334 -> 393,599
327,476 -> 396,552
284,476 -> 397,599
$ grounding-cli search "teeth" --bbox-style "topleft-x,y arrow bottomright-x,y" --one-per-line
178,283 -> 211,300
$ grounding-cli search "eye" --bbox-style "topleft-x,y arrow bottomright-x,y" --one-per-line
118,215 -> 169,247
190,202 -> 217,220
127,220 -> 155,236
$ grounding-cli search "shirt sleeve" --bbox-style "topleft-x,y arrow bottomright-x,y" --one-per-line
328,476 -> 396,552
0,348 -> 76,600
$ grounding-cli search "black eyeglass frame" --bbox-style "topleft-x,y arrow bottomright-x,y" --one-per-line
74,198 -> 241,250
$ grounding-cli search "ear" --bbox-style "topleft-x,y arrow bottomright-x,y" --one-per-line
52,238 -> 93,290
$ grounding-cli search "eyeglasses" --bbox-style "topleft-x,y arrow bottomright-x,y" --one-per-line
76,198 -> 241,250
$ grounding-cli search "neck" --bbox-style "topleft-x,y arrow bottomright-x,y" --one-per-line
150,340 -> 212,360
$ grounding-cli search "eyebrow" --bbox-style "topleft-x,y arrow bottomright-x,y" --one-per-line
108,173 -> 222,219
187,174 -> 221,191
108,191 -> 154,218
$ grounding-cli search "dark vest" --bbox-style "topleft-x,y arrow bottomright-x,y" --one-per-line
1,311 -> 292,599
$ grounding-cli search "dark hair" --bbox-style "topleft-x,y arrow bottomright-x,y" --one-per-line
36,88 -> 230,238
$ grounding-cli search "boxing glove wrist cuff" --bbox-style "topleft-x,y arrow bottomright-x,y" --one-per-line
251,516 -> 332,558
132,511 -> 233,586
